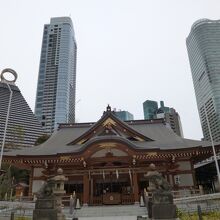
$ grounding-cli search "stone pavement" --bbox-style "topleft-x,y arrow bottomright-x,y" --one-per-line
78,217 -> 138,220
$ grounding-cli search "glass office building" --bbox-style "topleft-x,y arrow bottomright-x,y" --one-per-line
143,100 -> 158,120
114,110 -> 134,121
35,17 -> 77,134
187,19 -> 220,142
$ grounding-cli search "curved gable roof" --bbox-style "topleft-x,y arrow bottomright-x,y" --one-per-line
4,106 -> 219,157
67,106 -> 154,145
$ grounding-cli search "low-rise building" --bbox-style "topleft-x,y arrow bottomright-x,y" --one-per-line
4,106 -> 218,204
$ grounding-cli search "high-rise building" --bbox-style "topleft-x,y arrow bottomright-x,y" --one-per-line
143,100 -> 183,137
0,80 -> 44,150
157,108 -> 183,138
143,100 -> 158,120
186,19 -> 220,142
35,17 -> 77,134
114,110 -> 134,121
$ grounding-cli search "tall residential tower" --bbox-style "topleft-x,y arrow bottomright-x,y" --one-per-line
0,78 -> 44,150
187,19 -> 220,142
35,17 -> 77,134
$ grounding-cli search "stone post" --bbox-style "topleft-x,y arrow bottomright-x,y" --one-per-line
69,195 -> 75,215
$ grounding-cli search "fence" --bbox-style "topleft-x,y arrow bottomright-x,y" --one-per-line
1,192 -> 220,219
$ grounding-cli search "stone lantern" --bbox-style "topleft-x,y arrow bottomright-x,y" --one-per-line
51,168 -> 68,195
33,168 -> 68,220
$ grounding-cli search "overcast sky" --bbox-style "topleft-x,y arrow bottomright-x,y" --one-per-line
0,0 -> 219,140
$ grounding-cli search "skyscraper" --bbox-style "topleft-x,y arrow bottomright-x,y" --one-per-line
186,19 -> 220,142
143,100 -> 183,137
114,110 -> 134,121
157,108 -> 183,138
143,100 -> 158,120
0,79 -> 44,150
35,17 -> 77,134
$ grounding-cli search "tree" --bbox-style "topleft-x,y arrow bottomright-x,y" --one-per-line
6,125 -> 25,149
35,134 -> 50,146
0,164 -> 30,199
0,165 -> 13,199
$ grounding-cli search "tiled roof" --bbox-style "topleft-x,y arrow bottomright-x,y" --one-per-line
5,117 -> 216,157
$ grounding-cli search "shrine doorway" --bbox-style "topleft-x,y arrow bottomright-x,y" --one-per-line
90,177 -> 134,205
95,179 -> 131,196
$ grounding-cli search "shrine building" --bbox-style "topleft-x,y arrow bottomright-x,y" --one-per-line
3,106 -> 220,206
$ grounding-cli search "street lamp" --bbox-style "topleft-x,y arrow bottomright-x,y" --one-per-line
0,68 -> 17,171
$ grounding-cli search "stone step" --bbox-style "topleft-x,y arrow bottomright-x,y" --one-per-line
67,216 -> 146,220
64,205 -> 148,218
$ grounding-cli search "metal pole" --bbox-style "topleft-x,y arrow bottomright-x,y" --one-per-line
203,103 -> 220,185
0,83 -> 13,170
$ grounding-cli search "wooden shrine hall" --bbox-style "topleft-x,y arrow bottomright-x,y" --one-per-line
3,105 -> 220,206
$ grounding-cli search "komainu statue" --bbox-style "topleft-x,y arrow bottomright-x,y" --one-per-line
145,163 -> 171,192
36,179 -> 55,199
144,163 -> 177,219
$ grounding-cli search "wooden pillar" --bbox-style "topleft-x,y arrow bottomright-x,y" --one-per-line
133,171 -> 139,204
90,178 -> 93,204
28,167 -> 34,196
190,160 -> 197,187
83,173 -> 89,206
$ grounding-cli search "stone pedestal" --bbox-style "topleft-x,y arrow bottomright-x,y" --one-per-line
152,204 -> 177,219
151,191 -> 177,220
33,198 -> 65,220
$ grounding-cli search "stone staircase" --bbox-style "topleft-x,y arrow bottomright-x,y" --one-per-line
64,204 -> 148,219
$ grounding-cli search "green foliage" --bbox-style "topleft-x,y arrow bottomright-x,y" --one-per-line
10,166 -> 29,183
0,165 -> 12,199
178,211 -> 220,220
176,208 -> 183,218
6,125 -> 25,148
15,217 -> 31,220
0,163 -> 29,200
35,134 -> 50,146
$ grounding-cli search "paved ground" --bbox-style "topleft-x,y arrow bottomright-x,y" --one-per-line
0,217 -> 9,220
0,216 -> 141,220
78,217 -> 138,220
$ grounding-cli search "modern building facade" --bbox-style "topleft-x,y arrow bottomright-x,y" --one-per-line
158,108 -> 184,138
35,17 -> 77,134
186,19 -> 220,142
114,110 -> 134,121
143,100 -> 183,137
0,81 -> 44,150
143,100 -> 158,120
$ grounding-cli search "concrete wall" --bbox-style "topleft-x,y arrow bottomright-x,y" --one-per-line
32,180 -> 45,193
177,161 -> 191,170
174,173 -> 194,187
33,168 -> 44,177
